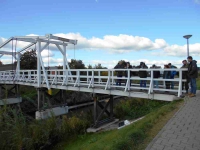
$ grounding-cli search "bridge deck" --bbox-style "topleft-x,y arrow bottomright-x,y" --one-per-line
0,69 -> 187,101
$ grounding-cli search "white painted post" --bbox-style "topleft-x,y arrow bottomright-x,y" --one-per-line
87,71 -> 89,84
151,70 -> 153,93
55,70 -> 57,85
112,71 -> 114,85
108,70 -> 111,89
63,45 -> 67,76
77,70 -> 80,86
128,70 -> 130,91
16,53 -> 20,74
66,70 -> 68,85
38,50 -> 50,89
92,70 -> 94,88
163,69 -> 166,89
148,70 -> 153,94
98,71 -> 100,84
36,40 -> 41,87
178,70 -> 182,97
65,54 -> 73,82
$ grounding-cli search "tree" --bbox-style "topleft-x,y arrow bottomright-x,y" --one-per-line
69,59 -> 86,69
87,64 -> 92,69
94,63 -> 107,69
20,49 -> 37,70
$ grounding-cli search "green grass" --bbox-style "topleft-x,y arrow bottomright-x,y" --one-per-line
114,98 -> 168,120
197,78 -> 200,90
53,100 -> 182,150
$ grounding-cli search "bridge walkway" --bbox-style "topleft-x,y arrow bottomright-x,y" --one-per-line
0,69 -> 187,101
146,91 -> 200,150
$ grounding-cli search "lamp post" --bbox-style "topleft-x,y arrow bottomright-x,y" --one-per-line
183,35 -> 192,57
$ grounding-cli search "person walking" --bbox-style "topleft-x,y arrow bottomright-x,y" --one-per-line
114,61 -> 123,86
181,60 -> 189,94
138,62 -> 148,88
152,64 -> 160,88
163,65 -> 171,91
187,56 -> 198,97
168,63 -> 177,89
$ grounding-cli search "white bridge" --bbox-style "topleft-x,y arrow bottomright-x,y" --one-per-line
0,68 -> 187,101
0,34 -> 187,123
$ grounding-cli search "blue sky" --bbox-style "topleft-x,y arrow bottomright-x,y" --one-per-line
0,0 -> 200,68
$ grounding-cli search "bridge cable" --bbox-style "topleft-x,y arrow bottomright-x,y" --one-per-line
12,39 -> 13,71
48,39 -> 50,70
13,39 -> 18,81
74,44 -> 75,60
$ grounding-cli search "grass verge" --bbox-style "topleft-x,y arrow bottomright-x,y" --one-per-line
53,100 -> 183,150
197,77 -> 200,90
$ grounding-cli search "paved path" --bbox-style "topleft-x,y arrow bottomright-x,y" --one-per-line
146,91 -> 200,150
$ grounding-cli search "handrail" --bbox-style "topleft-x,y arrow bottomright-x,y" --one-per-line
6,68 -> 187,72
0,68 -> 188,98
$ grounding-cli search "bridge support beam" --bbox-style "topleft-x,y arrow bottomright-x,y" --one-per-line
0,84 -> 20,98
93,94 -> 115,128
36,88 -> 68,119
0,84 -> 21,105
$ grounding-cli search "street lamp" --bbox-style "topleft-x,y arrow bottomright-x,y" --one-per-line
183,35 -> 192,57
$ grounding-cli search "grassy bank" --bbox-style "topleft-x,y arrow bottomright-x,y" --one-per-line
0,106 -> 90,150
0,98 -> 171,150
54,100 -> 182,150
114,98 -> 168,120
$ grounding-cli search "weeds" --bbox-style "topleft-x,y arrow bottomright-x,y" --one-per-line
0,106 -> 90,150
114,98 -> 168,119
0,96 -> 178,150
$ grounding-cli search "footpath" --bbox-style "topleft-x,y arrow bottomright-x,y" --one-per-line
146,91 -> 200,150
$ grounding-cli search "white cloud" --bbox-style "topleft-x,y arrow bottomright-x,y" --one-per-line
54,33 -> 168,52
52,33 -> 200,56
41,50 -> 55,57
160,43 -> 200,57
1,33 -> 200,62
0,33 -> 169,55
0,37 -> 5,44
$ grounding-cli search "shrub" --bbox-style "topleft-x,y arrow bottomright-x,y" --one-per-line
114,98 -> 168,119
0,106 -> 90,150
60,115 -> 89,138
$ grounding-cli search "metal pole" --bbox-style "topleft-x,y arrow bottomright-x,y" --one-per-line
16,53 -> 20,74
187,39 -> 189,57
93,94 -> 97,124
178,70 -> 182,97
37,41 -> 41,87
63,45 -> 66,76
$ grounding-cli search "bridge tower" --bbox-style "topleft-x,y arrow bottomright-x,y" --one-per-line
0,34 -> 78,117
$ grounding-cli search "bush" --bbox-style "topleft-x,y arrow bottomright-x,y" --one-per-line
0,106 -> 90,150
60,115 -> 89,138
129,129 -> 145,145
114,98 -> 168,119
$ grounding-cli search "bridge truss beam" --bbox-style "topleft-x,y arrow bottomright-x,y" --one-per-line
0,34 -> 78,89
93,94 -> 114,128
0,84 -> 21,105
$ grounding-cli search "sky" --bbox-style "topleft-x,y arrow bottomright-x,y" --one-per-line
0,0 -> 200,68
